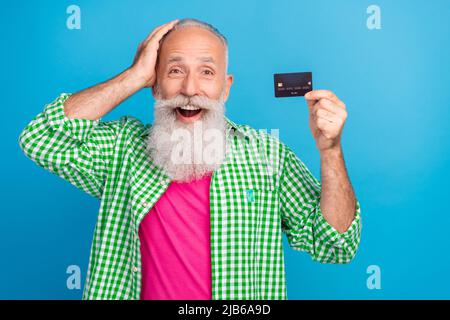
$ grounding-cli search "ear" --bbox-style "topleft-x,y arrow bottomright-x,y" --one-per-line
223,74 -> 234,102
151,80 -> 159,99
151,59 -> 161,99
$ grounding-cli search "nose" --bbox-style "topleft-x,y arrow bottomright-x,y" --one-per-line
180,72 -> 201,97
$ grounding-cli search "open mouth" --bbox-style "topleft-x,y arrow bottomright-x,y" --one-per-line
176,105 -> 202,118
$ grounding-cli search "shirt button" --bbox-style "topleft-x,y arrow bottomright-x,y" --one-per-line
141,201 -> 148,207
132,266 -> 138,273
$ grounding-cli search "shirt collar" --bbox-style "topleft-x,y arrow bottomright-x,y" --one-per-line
225,116 -> 251,140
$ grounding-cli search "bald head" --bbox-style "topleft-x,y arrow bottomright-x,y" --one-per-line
157,18 -> 228,72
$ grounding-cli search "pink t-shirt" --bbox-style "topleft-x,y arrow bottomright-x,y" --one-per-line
138,174 -> 212,300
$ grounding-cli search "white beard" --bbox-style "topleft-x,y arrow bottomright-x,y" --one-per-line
146,92 -> 227,182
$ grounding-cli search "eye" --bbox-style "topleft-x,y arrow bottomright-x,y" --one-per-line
169,68 -> 182,74
203,69 -> 214,76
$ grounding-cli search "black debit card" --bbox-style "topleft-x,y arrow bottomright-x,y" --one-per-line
274,72 -> 313,97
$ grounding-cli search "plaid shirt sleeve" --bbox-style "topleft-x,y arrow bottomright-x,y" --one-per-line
279,147 -> 362,264
18,93 -> 122,199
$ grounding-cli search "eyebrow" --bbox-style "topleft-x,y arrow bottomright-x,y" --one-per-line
167,56 -> 217,65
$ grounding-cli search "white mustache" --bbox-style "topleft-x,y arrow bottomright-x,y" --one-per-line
154,94 -> 224,112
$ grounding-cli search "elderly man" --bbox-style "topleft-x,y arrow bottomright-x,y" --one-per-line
19,18 -> 362,300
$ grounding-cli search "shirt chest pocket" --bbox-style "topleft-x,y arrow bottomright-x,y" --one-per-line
237,186 -> 279,229
217,163 -> 280,229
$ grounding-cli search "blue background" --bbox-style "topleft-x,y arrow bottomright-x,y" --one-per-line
2,0 -> 449,299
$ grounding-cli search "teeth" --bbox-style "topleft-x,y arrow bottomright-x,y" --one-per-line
180,105 -> 201,111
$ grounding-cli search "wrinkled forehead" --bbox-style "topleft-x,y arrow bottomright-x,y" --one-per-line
157,26 -> 227,68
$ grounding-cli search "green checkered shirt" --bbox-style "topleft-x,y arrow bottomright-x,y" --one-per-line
19,93 -> 362,300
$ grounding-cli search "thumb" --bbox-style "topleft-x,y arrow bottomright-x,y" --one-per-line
306,99 -> 317,113
305,91 -> 316,110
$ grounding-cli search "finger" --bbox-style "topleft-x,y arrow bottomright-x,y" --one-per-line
145,19 -> 179,45
310,100 -> 338,119
307,96 -> 337,112
306,98 -> 315,110
143,24 -> 166,43
315,106 -> 340,123
317,117 -> 333,129
308,96 -> 345,112
309,99 -> 333,113
316,117 -> 332,131
316,108 -> 337,123
305,90 -> 344,108
141,21 -> 174,47
316,98 -> 346,116
154,20 -> 180,41
316,117 -> 337,134
150,20 -> 178,37
305,89 -> 338,102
